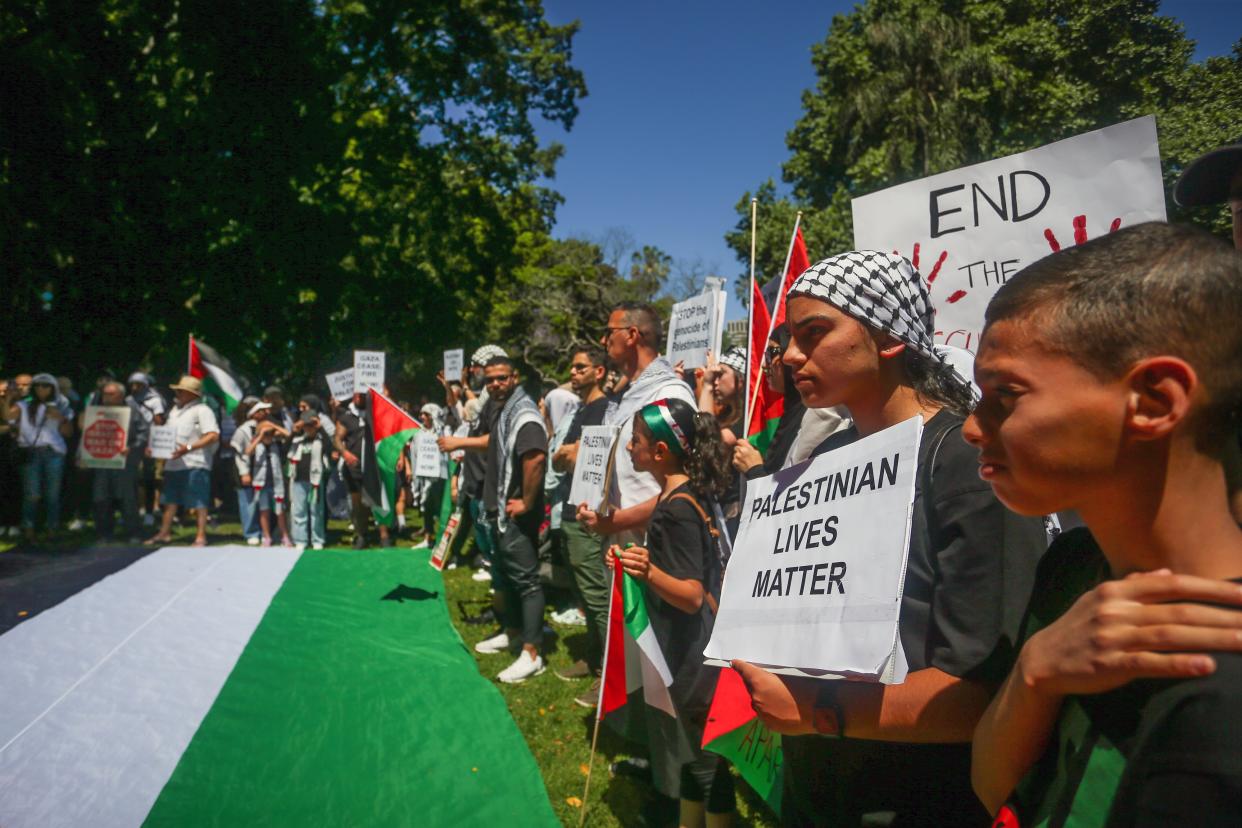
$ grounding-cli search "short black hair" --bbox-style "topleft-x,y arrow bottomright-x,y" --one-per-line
263,385 -> 284,398
484,356 -> 517,372
610,301 -> 662,343
572,345 -> 607,368
985,221 -> 1242,449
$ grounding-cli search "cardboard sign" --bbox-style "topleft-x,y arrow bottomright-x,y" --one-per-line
703,416 -> 924,683
413,429 -> 445,479
666,289 -> 725,369
149,425 -> 177,460
567,425 -> 620,511
325,368 -> 355,402
442,349 -> 464,383
353,350 -> 386,392
429,508 -> 463,571
851,116 -> 1166,352
78,406 -> 131,469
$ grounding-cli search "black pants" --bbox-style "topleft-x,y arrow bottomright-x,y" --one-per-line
491,515 -> 545,650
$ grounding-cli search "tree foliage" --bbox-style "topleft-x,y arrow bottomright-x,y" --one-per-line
728,0 -> 1242,287
1,0 -> 585,392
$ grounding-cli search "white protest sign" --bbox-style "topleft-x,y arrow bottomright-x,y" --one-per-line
149,424 -> 177,460
852,116 -> 1166,352
413,429 -> 445,479
665,289 -> 725,369
353,350 -> 386,392
704,416 -> 924,683
325,368 -> 355,402
78,405 -> 131,470
442,349 -> 464,383
568,425 -> 620,511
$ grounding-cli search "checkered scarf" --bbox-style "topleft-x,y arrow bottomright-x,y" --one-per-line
718,346 -> 747,376
788,250 -> 937,360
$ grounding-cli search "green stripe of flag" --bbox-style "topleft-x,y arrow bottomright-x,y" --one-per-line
144,548 -> 557,827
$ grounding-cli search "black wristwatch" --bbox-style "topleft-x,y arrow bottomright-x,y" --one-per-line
811,685 -> 846,738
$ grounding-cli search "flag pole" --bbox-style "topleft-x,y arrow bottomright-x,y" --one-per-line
743,198 -> 758,432
746,212 -> 802,426
578,553 -> 620,827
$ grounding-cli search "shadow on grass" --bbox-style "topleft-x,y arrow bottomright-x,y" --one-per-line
381,584 -> 439,602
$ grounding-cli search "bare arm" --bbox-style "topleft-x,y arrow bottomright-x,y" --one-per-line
520,450 -> 545,513
578,495 -> 659,535
440,433 -> 488,453
552,441 -> 578,473
615,545 -> 704,614
971,659 -> 1061,813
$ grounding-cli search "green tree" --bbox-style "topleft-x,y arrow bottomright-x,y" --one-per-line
728,0 -> 1242,288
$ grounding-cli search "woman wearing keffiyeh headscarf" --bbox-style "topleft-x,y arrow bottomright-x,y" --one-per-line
729,250 -> 1048,827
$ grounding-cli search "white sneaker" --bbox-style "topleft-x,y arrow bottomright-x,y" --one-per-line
312,543 -> 325,550
246,537 -> 260,546
68,519 -> 85,531
498,651 -> 545,684
552,607 -> 587,626
472,569 -> 493,582
474,632 -> 511,654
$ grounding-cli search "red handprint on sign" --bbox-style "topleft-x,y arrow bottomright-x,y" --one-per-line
1044,215 -> 1123,252
893,242 -> 962,301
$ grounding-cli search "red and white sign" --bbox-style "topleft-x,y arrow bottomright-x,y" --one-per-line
78,406 -> 131,469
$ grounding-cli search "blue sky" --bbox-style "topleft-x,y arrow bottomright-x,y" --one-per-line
534,0 -> 1242,321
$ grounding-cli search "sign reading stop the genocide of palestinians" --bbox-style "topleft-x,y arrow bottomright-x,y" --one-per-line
666,289 -> 725,370
568,425 -> 621,511
704,416 -> 924,684
78,406 -> 131,469
149,425 -> 177,460
851,116 -> 1166,353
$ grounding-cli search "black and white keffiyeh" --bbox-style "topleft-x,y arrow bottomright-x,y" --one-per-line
788,250 -> 937,360
718,347 -> 747,376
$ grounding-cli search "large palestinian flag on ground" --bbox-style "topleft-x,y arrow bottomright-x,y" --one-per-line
702,667 -> 784,816
0,545 -> 557,827
187,336 -> 245,414
361,388 -> 420,528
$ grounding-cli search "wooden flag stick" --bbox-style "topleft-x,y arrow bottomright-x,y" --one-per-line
746,212 -> 802,427
578,554 -> 621,827
743,197 -> 758,432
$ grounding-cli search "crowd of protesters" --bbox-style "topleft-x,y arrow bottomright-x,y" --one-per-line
4,143 -> 1242,827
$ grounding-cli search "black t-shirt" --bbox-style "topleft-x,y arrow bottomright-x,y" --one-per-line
484,418 -> 546,515
336,405 -> 365,456
644,483 -> 720,730
560,396 -> 610,522
1008,528 -> 1242,827
783,410 -> 1049,827
461,397 -> 497,500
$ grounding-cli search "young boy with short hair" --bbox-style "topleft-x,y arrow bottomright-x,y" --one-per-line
965,221 -> 1242,825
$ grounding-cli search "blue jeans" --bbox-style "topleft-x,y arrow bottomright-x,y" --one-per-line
236,486 -> 260,540
22,448 -> 65,530
290,481 -> 325,547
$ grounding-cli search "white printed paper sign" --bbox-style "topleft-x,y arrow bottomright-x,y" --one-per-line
413,429 -> 445,479
568,425 -> 620,511
353,350 -> 386,392
149,425 -> 177,460
325,369 -> 355,402
704,416 -> 924,683
852,116 -> 1166,352
443,349 -> 464,383
666,290 -> 725,369
78,406 -> 131,469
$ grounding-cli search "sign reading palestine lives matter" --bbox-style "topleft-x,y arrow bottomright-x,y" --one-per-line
852,116 -> 1166,352
704,416 -> 924,684
568,425 -> 620,511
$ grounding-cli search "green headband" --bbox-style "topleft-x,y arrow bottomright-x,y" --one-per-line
639,399 -> 690,457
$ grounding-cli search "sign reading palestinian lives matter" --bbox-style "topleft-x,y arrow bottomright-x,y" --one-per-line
704,416 -> 924,684
665,288 -> 725,370
413,429 -> 446,479
442,349 -> 464,383
353,350 -> 386,392
325,368 -> 355,402
77,406 -> 131,469
567,425 -> 621,511
148,424 -> 177,460
852,116 -> 1166,353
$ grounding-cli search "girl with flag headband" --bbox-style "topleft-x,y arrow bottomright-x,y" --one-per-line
728,249 -> 1048,825
610,397 -> 735,826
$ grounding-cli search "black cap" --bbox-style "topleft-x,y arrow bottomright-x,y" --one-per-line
1174,141 -> 1242,207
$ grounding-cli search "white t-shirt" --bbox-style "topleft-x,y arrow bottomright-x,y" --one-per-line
12,401 -> 67,455
164,401 -> 220,471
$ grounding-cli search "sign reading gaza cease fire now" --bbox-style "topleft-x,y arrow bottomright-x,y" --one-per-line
704,416 -> 924,683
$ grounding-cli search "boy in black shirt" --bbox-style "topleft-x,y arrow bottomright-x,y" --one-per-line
967,222 -> 1242,825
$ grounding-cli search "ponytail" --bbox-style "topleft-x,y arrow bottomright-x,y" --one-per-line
684,411 -> 733,500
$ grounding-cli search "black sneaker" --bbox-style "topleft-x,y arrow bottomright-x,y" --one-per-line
609,756 -> 652,783
352,535 -> 367,550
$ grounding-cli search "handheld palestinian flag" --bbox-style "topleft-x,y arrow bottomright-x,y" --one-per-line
188,336 -> 246,414
702,667 -> 784,816
746,280 -> 783,453
361,388 -> 420,527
